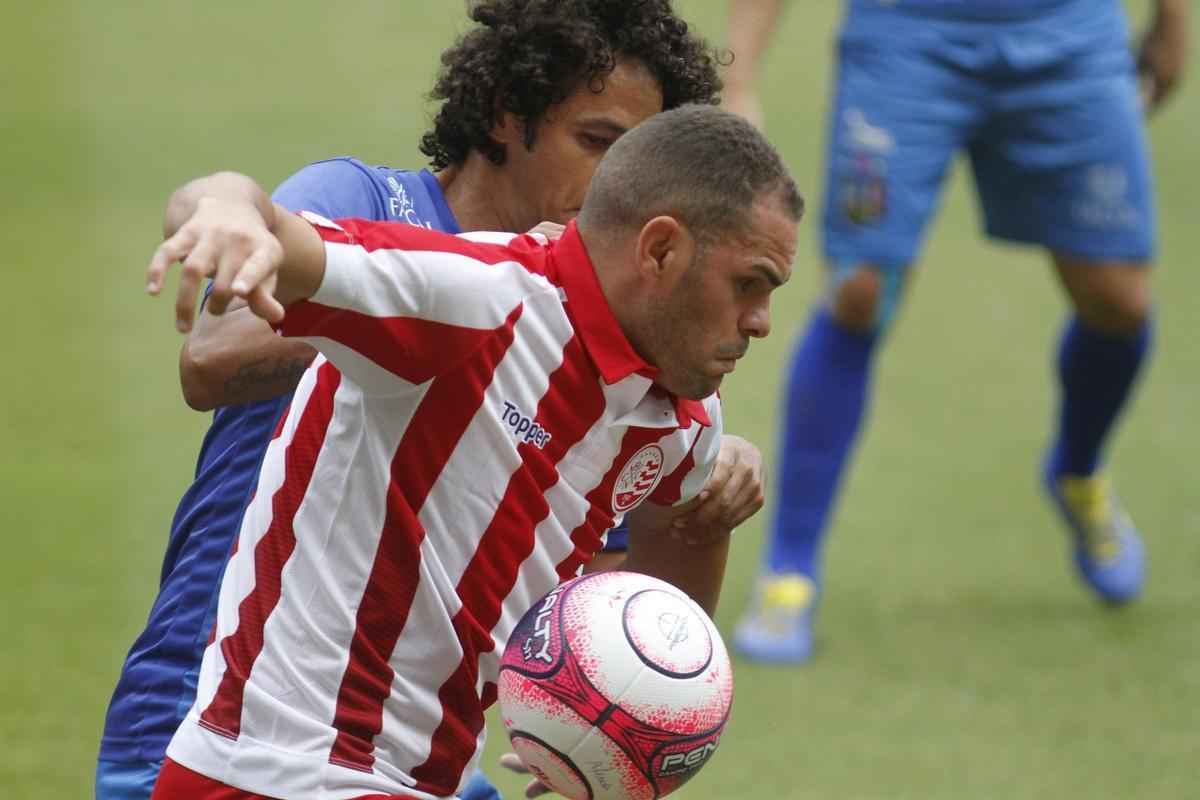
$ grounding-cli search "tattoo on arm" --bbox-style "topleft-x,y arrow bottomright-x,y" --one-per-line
224,356 -> 312,403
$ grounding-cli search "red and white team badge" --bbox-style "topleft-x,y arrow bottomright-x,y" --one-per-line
612,444 -> 665,513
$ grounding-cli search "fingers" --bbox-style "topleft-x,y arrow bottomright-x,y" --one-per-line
499,752 -> 530,774
1139,68 -> 1171,113
526,221 -> 566,243
671,442 -> 767,541
174,238 -> 217,333
233,239 -> 283,297
207,245 -> 243,316
498,752 -> 553,797
524,779 -> 552,798
146,228 -> 195,296
245,283 -> 286,325
691,470 -> 754,531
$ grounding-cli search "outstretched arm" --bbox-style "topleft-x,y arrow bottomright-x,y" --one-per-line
179,305 -> 316,411
723,0 -> 788,128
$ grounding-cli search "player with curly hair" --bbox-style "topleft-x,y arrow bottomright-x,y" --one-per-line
96,4 -> 766,800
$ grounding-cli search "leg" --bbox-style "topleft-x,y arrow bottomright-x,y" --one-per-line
733,264 -> 909,665
1049,257 -> 1152,480
968,11 -> 1157,603
1044,257 -> 1153,603
734,18 -> 982,664
763,266 -> 896,583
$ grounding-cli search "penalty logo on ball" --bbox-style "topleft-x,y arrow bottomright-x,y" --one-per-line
612,444 -> 665,513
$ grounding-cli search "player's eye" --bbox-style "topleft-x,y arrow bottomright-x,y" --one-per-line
580,133 -> 615,150
736,277 -> 758,294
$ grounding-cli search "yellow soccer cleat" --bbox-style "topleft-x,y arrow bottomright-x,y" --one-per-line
1045,469 -> 1145,605
732,573 -> 818,664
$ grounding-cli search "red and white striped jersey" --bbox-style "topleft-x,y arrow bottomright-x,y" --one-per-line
165,217 -> 723,799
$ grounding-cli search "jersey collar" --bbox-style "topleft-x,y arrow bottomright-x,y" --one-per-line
550,222 -> 712,428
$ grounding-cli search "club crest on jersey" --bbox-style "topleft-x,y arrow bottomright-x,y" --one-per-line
612,444 -> 665,513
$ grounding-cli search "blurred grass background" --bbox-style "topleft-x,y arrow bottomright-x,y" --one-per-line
2,2 -> 1196,797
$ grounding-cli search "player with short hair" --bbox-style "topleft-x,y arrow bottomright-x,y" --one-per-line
143,102 -> 803,800
725,0 -> 1188,664
96,4 -> 769,799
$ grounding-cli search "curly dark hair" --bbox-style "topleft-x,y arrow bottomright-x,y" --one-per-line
420,0 -> 724,170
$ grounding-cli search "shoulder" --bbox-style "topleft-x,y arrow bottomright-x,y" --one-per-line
272,157 -> 401,219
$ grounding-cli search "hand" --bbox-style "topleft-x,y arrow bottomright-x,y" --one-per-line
669,434 -> 766,545
526,221 -> 566,242
146,196 -> 285,333
498,752 -> 554,798
1138,2 -> 1188,113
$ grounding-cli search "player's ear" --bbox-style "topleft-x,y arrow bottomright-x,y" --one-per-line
490,110 -> 520,146
490,95 -> 530,148
634,216 -> 694,286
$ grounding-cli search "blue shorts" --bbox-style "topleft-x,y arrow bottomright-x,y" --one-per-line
822,1 -> 1156,273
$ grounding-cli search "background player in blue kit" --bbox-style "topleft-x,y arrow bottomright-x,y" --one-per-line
725,0 -> 1188,663
95,3 -> 768,798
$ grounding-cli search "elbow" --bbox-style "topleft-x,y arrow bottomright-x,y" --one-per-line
179,340 -> 219,411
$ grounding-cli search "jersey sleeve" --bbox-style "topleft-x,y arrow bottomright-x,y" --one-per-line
648,397 -> 724,507
271,158 -> 386,219
276,215 -> 552,394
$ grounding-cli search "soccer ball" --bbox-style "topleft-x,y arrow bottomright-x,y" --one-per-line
498,571 -> 733,799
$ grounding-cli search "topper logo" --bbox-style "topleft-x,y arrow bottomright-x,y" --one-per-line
500,402 -> 553,449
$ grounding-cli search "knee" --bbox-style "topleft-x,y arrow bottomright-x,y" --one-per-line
829,267 -> 887,333
1073,264 -> 1153,334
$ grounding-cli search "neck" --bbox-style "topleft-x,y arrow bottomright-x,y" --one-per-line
436,154 -> 525,233
580,222 -> 649,360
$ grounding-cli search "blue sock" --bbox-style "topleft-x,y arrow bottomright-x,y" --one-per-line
1047,315 -> 1152,478
766,309 -> 878,582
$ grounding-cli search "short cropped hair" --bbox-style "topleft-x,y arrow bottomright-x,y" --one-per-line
420,0 -> 724,170
578,105 -> 805,242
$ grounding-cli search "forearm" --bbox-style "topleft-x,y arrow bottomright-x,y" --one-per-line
268,202 -> 327,306
621,531 -> 731,617
180,304 -> 316,410
726,0 -> 788,91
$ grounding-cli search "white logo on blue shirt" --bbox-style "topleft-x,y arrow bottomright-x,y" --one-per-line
386,175 -> 432,228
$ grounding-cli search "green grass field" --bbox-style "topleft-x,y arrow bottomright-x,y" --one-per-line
4,2 -> 1198,797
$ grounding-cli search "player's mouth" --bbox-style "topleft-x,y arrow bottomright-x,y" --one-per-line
714,356 -> 741,374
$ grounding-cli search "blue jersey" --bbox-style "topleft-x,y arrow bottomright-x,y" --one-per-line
99,160 -> 461,765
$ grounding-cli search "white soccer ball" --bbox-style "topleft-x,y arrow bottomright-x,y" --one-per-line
498,571 -> 733,799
